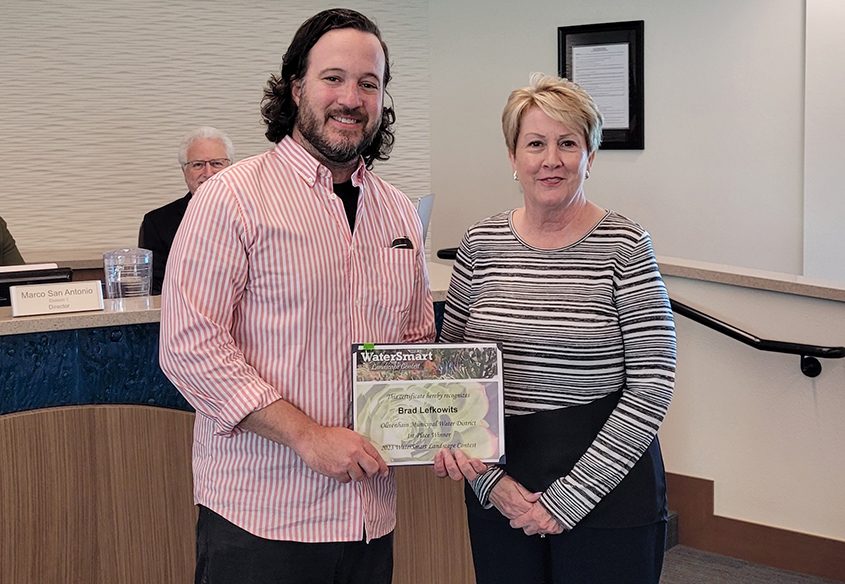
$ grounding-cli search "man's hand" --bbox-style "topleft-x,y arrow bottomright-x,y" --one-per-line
239,399 -> 388,483
295,425 -> 389,483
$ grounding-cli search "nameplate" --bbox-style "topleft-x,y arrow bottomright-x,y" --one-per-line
10,281 -> 104,317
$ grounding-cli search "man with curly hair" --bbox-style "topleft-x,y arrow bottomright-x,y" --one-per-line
159,9 -> 435,584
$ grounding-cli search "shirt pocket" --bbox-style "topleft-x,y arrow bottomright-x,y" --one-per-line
371,247 -> 416,312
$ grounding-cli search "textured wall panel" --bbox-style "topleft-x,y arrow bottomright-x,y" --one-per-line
1,332 -> 78,413
79,323 -> 188,408
1,323 -> 189,414
1,0 -> 430,255
1,305 -> 443,415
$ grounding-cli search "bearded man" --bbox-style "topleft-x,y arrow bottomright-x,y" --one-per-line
159,9 -> 435,584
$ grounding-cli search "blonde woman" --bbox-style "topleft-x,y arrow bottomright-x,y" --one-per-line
435,74 -> 676,584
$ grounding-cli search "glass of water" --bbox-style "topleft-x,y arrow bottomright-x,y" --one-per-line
103,248 -> 152,298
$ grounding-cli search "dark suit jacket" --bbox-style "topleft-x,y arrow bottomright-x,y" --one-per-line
0,216 -> 24,266
138,193 -> 191,295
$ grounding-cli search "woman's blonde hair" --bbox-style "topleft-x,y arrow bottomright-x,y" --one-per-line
502,73 -> 603,154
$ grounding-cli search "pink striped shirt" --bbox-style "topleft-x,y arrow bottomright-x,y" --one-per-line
159,136 -> 435,542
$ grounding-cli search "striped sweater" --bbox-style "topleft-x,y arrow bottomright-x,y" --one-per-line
440,209 -> 676,529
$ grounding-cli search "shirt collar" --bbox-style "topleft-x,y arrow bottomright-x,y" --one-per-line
276,135 -> 367,189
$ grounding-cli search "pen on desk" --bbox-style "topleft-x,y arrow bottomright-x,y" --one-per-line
390,237 -> 413,249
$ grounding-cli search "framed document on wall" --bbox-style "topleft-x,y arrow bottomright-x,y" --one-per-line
558,20 -> 645,149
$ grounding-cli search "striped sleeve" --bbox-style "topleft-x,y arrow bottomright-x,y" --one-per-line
539,231 -> 676,529
468,466 -> 507,507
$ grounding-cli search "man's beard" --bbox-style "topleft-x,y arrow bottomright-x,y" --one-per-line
296,103 -> 379,165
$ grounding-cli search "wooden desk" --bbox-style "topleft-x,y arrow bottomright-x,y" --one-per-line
0,288 -> 474,584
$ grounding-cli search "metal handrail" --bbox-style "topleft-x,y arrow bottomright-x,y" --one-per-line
670,299 -> 845,377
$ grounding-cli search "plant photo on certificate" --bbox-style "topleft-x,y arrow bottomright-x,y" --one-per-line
352,343 -> 505,466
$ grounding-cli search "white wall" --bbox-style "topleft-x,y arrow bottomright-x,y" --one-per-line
4,0 -> 843,283
430,0 -> 845,542
662,275 -> 845,541
1,0 -> 430,254
430,0 -> 806,275
804,0 -> 845,284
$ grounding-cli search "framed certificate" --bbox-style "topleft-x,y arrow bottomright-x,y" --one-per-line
558,20 -> 645,149
352,342 -> 505,466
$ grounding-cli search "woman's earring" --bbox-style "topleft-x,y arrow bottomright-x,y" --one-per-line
586,169 -> 591,179
513,170 -> 519,181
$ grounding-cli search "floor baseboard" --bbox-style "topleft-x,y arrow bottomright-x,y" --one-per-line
666,473 -> 845,582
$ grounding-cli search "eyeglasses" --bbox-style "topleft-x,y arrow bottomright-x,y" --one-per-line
183,158 -> 231,171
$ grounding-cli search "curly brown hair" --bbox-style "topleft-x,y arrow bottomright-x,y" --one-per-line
260,8 -> 396,169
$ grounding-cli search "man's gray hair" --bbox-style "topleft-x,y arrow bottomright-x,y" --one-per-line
177,126 -> 235,165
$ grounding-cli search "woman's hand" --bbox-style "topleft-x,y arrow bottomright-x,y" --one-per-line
432,448 -> 488,481
488,476 -> 540,520
509,500 -> 565,537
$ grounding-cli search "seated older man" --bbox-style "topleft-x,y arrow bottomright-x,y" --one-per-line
139,127 -> 234,295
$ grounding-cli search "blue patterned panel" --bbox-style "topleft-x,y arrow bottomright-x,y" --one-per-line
3,302 -> 445,415
79,323 -> 190,411
1,330 -> 78,414
1,323 -> 190,415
